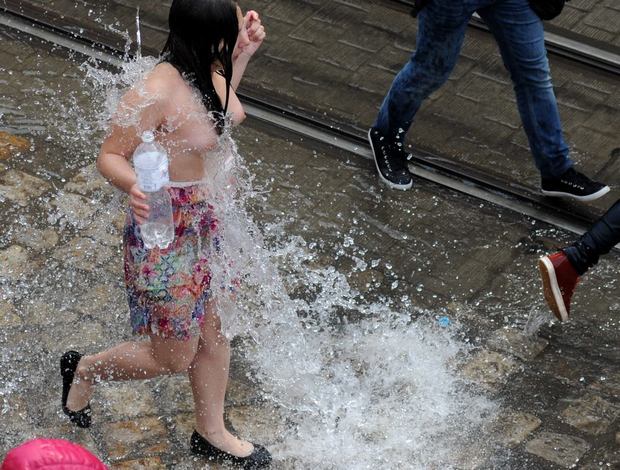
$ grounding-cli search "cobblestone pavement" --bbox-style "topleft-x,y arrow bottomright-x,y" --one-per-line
2,0 -> 619,217
1,23 -> 619,469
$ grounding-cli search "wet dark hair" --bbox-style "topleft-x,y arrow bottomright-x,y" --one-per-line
161,0 -> 239,131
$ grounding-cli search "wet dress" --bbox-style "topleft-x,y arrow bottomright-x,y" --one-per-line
123,181 -> 219,341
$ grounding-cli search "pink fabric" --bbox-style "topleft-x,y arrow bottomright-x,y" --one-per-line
1,439 -> 107,469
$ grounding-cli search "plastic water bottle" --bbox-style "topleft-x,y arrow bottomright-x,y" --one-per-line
133,131 -> 174,249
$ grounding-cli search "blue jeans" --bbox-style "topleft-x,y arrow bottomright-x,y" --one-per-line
564,199 -> 620,275
374,0 -> 573,179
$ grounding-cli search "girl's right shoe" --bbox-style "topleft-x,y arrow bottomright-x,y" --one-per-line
60,350 -> 92,428
190,430 -> 272,469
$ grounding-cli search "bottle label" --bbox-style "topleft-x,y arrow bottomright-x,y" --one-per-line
136,157 -> 169,192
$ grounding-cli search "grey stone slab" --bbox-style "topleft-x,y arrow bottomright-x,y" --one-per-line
487,327 -> 549,362
561,393 -> 620,435
525,431 -> 591,468
490,410 -> 542,448
0,300 -> 21,327
0,245 -> 34,281
98,381 -> 160,421
109,457 -> 167,469
460,350 -> 520,391
0,170 -> 51,206
101,416 -> 170,461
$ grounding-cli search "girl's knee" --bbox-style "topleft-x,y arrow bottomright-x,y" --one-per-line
150,338 -> 197,373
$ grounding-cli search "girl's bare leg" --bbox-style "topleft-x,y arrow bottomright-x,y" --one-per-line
66,334 -> 198,412
189,300 -> 253,457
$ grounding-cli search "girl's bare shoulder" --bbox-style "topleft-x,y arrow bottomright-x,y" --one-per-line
142,62 -> 186,96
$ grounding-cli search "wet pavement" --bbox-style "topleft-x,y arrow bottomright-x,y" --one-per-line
0,4 -> 619,470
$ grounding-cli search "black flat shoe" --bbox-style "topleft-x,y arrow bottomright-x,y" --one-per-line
60,350 -> 91,428
190,430 -> 272,469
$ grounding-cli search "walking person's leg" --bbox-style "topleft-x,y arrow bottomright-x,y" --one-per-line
369,0 -> 476,190
539,199 -> 620,321
477,0 -> 609,201
564,199 -> 620,273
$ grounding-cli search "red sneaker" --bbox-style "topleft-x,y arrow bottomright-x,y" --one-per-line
538,252 -> 580,321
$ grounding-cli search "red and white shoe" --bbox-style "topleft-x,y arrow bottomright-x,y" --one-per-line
538,252 -> 580,321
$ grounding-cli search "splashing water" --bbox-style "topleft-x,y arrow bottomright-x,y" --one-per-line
24,52 -> 500,467
523,307 -> 552,338
199,130 -> 498,468
135,7 -> 142,59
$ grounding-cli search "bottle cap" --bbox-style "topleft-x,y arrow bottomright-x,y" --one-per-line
141,131 -> 155,143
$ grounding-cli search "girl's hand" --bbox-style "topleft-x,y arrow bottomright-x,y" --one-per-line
234,11 -> 266,60
129,184 -> 149,224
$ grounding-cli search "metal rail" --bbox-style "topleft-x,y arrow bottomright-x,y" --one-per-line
0,9 -> 615,243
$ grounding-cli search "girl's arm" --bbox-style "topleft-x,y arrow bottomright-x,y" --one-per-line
231,11 -> 265,91
214,71 -> 246,126
96,68 -> 170,222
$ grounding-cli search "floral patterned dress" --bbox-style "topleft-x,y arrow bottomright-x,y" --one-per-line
123,184 -> 219,340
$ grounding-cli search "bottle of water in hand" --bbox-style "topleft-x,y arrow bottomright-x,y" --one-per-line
133,131 -> 174,249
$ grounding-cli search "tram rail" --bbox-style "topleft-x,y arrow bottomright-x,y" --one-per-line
0,5 -> 617,243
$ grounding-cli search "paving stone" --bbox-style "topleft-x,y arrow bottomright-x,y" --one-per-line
589,371 -> 620,399
561,393 -> 620,435
577,443 -> 620,470
49,192 -> 99,230
490,410 -> 542,448
12,227 -> 59,251
169,412 -> 194,444
51,237 -> 117,272
21,299 -> 79,326
525,431 -> 591,468
583,7 -> 620,35
101,416 -> 170,460
109,457 -> 166,469
35,423 -> 101,459
41,320 -> 110,356
82,218 -> 124,248
0,170 -> 51,206
0,300 -> 21,327
460,350 -> 520,390
0,131 -> 31,160
227,404 -> 284,445
487,327 -> 549,362
64,163 -> 112,196
346,268 -> 385,293
156,376 -> 194,414
73,280 -> 126,312
98,381 -> 159,421
0,245 -> 33,281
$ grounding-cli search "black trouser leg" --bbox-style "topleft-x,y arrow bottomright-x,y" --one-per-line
563,199 -> 620,275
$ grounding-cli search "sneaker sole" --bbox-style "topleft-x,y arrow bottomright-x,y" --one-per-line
541,185 -> 610,202
538,257 -> 569,322
367,129 -> 413,191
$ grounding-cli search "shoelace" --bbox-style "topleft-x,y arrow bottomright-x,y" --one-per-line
561,168 -> 591,190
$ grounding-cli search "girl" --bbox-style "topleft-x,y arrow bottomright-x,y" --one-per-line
60,1 -> 271,467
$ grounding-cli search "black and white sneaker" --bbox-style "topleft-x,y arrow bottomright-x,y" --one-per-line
541,167 -> 610,201
368,128 -> 413,190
